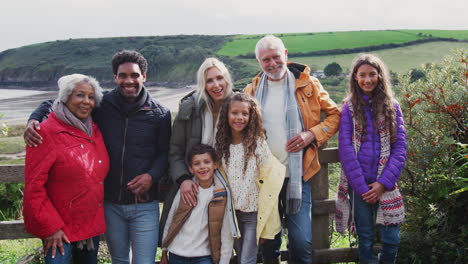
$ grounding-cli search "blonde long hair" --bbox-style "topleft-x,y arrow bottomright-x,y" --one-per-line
196,57 -> 234,112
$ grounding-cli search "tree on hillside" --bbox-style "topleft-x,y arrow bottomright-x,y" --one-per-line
140,45 -> 176,70
324,62 -> 343,76
397,49 -> 467,262
409,68 -> 426,82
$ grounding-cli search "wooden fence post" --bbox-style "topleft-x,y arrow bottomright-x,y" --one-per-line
311,162 -> 330,251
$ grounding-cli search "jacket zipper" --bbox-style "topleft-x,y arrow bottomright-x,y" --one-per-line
118,117 -> 129,202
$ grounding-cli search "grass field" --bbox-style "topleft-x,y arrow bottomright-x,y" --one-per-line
0,239 -> 42,264
0,136 -> 25,154
400,29 -> 468,39
217,30 -> 468,56
239,41 -> 468,74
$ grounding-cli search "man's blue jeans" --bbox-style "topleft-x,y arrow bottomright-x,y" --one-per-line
352,191 -> 400,264
104,200 -> 159,264
262,179 -> 312,263
44,235 -> 100,264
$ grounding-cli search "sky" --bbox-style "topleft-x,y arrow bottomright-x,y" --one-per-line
1,0 -> 467,52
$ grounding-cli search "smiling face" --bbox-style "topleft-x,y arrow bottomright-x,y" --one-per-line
205,67 -> 227,107
257,47 -> 288,81
355,64 -> 379,95
65,82 -> 96,120
228,100 -> 250,139
189,153 -> 217,188
114,62 -> 146,103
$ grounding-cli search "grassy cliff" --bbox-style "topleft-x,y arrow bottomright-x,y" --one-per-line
1,30 -> 467,87
217,30 -> 468,57
0,35 -> 239,86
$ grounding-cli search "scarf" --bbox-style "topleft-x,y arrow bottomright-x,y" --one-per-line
114,86 -> 148,115
52,100 -> 93,136
201,108 -> 219,147
76,238 -> 95,251
255,69 -> 304,214
335,101 -> 405,234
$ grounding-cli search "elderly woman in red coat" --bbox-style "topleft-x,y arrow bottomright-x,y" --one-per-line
23,74 -> 110,264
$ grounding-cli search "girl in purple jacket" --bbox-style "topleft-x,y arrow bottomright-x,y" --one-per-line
336,54 -> 407,264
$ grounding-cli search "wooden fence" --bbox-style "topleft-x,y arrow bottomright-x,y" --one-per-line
0,148 -> 360,263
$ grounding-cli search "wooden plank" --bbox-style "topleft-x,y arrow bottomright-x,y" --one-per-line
1,220 -> 365,263
318,148 -> 339,164
0,151 -> 338,181
314,248 -> 359,263
182,248 -> 362,264
0,202 -> 335,241
0,150 -> 337,183
313,199 -> 335,215
230,248 -> 360,263
0,165 -> 24,183
0,220 -> 33,240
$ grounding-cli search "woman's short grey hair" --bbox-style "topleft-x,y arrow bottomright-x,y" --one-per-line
255,35 -> 286,60
57,74 -> 103,106
196,57 -> 233,112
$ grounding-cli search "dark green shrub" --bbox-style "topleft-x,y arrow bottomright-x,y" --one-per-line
324,62 -> 343,76
396,49 -> 467,263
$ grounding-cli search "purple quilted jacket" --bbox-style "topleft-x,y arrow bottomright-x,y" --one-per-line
339,95 -> 407,196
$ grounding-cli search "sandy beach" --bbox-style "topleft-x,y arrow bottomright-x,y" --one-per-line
0,86 -> 194,125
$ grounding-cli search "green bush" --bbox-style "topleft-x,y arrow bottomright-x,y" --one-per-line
324,62 -> 343,76
396,49 -> 468,262
0,239 -> 42,264
0,183 -> 24,221
320,75 -> 345,86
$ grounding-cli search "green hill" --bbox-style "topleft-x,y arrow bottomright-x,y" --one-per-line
1,29 -> 467,87
0,35 -> 248,86
239,41 -> 468,74
217,29 -> 468,57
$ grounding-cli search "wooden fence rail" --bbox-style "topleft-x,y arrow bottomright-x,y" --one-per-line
0,148 -> 361,263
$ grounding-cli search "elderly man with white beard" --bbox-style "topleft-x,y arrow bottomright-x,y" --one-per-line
244,35 -> 340,264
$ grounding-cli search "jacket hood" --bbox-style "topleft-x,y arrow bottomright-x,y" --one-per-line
177,90 -> 206,120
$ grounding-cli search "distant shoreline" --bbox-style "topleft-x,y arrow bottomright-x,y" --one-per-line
0,86 -> 193,125
0,81 -> 193,90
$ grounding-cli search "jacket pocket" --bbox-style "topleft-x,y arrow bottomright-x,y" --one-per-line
69,190 -> 99,234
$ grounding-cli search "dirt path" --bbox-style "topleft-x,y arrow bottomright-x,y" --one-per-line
0,150 -> 25,159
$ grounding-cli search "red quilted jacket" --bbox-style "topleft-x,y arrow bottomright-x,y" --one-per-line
23,112 -> 109,241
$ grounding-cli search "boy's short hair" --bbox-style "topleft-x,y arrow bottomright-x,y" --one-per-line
187,144 -> 218,165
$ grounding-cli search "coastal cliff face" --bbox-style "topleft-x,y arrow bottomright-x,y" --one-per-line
4,31 -> 467,88
0,35 -> 255,87
0,65 -> 110,83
